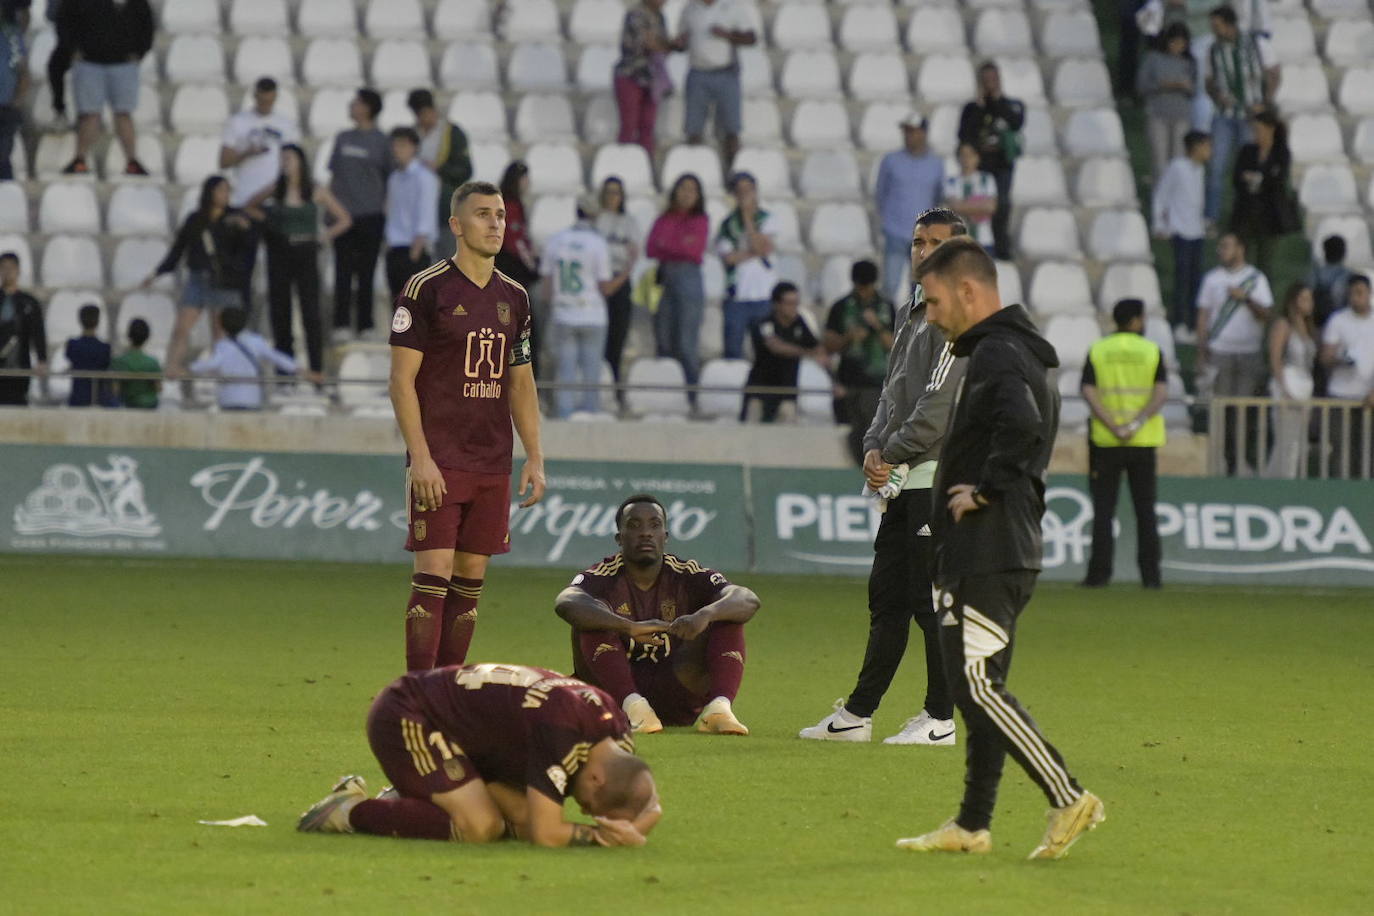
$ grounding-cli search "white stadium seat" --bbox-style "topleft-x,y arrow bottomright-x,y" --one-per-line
525,143 -> 586,194
1268,16 -> 1317,65
1043,315 -> 1103,369
790,100 -> 852,149
1286,113 -> 1345,164
1052,58 -> 1112,107
576,45 -> 619,92
1088,210 -> 1151,261
528,194 -> 579,246
119,293 -> 178,349
435,0 -> 493,38
448,91 -> 508,141
38,183 -> 100,234
41,235 -> 103,289
469,142 -> 512,183
507,43 -> 568,92
502,0 -> 562,41
815,255 -> 853,303
808,203 -> 872,254
172,135 -> 222,186
858,101 -> 913,151
229,0 -> 288,36
570,0 -> 626,44
298,0 -> 359,37
1299,164 -> 1359,214
440,42 -> 500,89
162,0 -> 219,33
799,149 -> 861,200
0,183 -> 27,231
839,4 -> 899,52
905,5 -> 966,54
730,147 -> 793,198
1009,156 -> 1069,206
591,144 -> 655,192
104,134 -> 167,179
797,359 -> 832,421
1313,216 -> 1374,264
996,57 -> 1047,104
848,53 -> 910,101
916,55 -> 976,105
365,0 -> 425,38
741,97 -> 783,144
1274,63 -> 1331,113
697,358 -> 751,419
302,38 -> 364,87
626,358 -> 690,418
974,9 -> 1033,55
107,185 -> 171,237
371,39 -> 432,90
1021,107 -> 1057,156
169,85 -> 230,134
1324,19 -> 1374,67
1018,208 -> 1081,260
1098,263 -> 1163,314
1354,118 -> 1374,164
377,90 -> 416,133
35,133 -> 76,178
45,290 -> 106,345
996,259 -> 1023,307
1065,108 -> 1126,157
1039,11 -> 1101,58
772,3 -> 831,49
662,145 -> 725,196
780,50 -> 843,98
164,35 -> 226,83
308,88 -> 355,138
1338,68 -> 1374,116
1075,157 -> 1136,207
583,94 -> 620,145
1312,0 -> 1372,19
513,94 -> 577,142
1029,261 -> 1094,314
233,37 -> 295,86
766,200 -> 803,251
738,46 -> 775,96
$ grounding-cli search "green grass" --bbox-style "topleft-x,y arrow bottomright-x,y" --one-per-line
2,555 -> 1372,914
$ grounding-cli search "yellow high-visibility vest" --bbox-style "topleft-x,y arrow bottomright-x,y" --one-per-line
1087,332 -> 1165,448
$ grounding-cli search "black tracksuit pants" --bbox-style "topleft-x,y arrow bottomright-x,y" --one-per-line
936,571 -> 1084,832
1086,443 -> 1161,586
845,488 -> 953,721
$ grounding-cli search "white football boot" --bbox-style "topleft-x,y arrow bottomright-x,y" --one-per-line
623,693 -> 664,734
798,699 -> 872,742
883,710 -> 957,746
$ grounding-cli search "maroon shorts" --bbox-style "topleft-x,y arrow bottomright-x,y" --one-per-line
405,467 -> 511,555
632,659 -> 710,727
366,683 -> 480,799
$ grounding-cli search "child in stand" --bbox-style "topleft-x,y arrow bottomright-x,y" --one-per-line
111,317 -> 161,409
66,304 -> 112,407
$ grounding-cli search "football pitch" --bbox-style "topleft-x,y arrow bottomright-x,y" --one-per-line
3,555 -> 1371,915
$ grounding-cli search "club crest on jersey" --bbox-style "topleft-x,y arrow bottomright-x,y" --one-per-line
496,302 -> 512,326
443,757 -> 468,780
391,306 -> 412,333
660,601 -> 676,621
413,520 -> 427,541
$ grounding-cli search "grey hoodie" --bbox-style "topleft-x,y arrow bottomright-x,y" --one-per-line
862,292 -> 968,471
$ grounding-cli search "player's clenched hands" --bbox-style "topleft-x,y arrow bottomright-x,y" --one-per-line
593,817 -> 648,847
410,454 -> 447,512
862,448 -> 892,492
518,457 -> 546,508
947,484 -> 983,523
667,611 -> 711,641
628,619 -> 669,646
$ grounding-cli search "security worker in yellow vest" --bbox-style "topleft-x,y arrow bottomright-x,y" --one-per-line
1079,299 -> 1169,588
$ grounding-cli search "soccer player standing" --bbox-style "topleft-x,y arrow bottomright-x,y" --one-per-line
896,237 -> 1104,860
389,181 -> 546,672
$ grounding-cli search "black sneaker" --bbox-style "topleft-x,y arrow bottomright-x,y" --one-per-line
124,159 -> 149,176
61,157 -> 90,175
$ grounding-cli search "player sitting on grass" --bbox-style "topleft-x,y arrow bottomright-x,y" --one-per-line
298,664 -> 660,848
556,494 -> 760,735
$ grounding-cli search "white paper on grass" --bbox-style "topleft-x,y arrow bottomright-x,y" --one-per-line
197,815 -> 269,827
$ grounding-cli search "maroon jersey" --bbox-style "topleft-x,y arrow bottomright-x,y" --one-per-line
397,664 -> 632,801
571,553 -> 730,665
389,261 -> 533,474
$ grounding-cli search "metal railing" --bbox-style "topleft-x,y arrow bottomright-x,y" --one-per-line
1207,396 -> 1373,479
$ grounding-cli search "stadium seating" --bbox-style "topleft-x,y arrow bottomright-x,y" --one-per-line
0,183 -> 27,232
41,236 -> 104,290
434,0 -> 493,38
697,358 -> 751,419
364,0 -> 425,39
38,183 -> 101,234
233,37 -> 295,86
297,0 -> 359,37
625,358 -> 690,418
165,35 -> 227,83
731,147 -> 792,198
161,0 -> 219,34
228,0 -> 288,36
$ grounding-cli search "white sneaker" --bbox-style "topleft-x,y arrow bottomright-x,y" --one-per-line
798,699 -> 872,742
883,711 -> 957,746
623,694 -> 663,734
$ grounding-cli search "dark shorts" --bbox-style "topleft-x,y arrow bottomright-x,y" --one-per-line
366,683 -> 480,799
405,467 -> 511,555
633,660 -> 711,725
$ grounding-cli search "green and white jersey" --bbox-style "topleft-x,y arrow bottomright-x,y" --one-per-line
539,221 -> 613,327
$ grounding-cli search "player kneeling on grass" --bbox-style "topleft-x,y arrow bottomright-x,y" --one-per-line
556,494 -> 760,736
298,663 -> 660,848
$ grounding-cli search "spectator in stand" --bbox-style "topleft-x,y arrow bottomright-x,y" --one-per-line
676,0 -> 756,167
245,144 -> 352,378
0,0 -> 27,181
876,113 -> 944,303
407,89 -> 471,262
942,143 -> 998,256
145,176 -> 257,376
43,0 -> 73,128
55,0 -> 154,176
1152,130 -> 1210,341
958,64 -> 1024,261
646,173 -> 709,392
111,317 -> 159,409
221,78 -> 300,209
1308,235 -> 1349,397
716,171 -> 777,360
823,259 -> 895,462
1137,21 -> 1197,183
328,88 -> 390,340
496,160 -> 542,372
614,0 -> 675,156
0,251 -> 47,406
1265,283 -> 1315,479
383,127 -> 439,300
1320,275 -> 1374,478
1117,0 -> 1145,102
741,281 -> 825,423
1196,232 -> 1273,476
65,303 -> 111,407
595,176 -> 640,409
1204,4 -> 1277,225
188,306 -> 306,412
541,194 -> 619,419
1229,107 -> 1290,279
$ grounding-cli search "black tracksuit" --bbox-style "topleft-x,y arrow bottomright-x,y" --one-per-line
932,304 -> 1086,832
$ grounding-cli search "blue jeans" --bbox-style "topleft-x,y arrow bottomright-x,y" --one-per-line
684,67 -> 742,140
1206,115 -> 1251,222
553,321 -> 608,418
723,298 -> 771,360
1171,235 -> 1204,329
882,233 -> 911,304
654,261 -> 704,386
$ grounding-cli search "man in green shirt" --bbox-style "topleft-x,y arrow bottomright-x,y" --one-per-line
111,317 -> 160,409
824,260 -> 896,463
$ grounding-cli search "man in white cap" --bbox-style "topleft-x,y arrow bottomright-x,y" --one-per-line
874,113 -> 945,303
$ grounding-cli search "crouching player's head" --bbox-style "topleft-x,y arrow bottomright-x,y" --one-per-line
571,741 -> 660,832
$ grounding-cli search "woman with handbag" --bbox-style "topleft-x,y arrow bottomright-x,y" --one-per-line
1230,107 -> 1294,279
645,173 -> 708,396
1265,282 -> 1317,478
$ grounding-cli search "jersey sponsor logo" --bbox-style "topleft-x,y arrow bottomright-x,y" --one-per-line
545,764 -> 568,795
13,455 -> 162,539
496,302 -> 511,326
392,307 -> 412,333
463,328 -> 507,399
